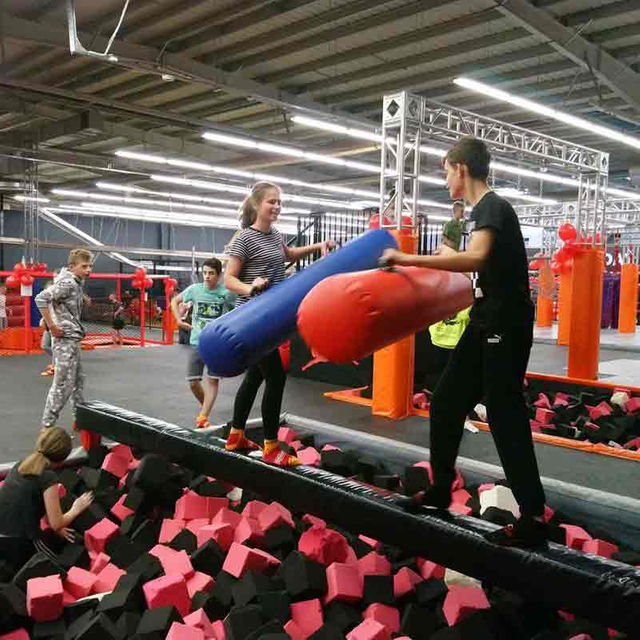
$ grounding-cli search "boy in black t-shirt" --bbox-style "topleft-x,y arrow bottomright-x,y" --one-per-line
381,136 -> 547,548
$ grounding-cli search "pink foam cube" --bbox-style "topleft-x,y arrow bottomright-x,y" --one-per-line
364,604 -> 400,634
109,443 -> 133,461
93,563 -> 125,594
529,420 -> 542,433
553,393 -> 569,407
144,573 -> 190,617
477,483 -> 495,495
242,500 -> 269,520
211,507 -> 243,530
298,447 -> 321,466
102,452 -> 129,478
284,620 -> 305,640
175,491 -> 211,520
258,502 -> 294,532
358,535 -> 381,550
85,518 -> 119,554
149,545 -> 194,579
0,630 -> 29,640
197,523 -> 234,551
321,444 -> 340,452
302,514 -> 326,528
417,559 -> 446,581
291,598 -> 323,637
222,542 -> 270,578
412,461 -> 434,485
290,440 -> 304,452
346,619 -> 391,640
183,609 -> 215,637
277,426 -> 298,443
451,489 -> 471,505
393,567 -> 422,599
27,575 -> 63,622
187,571 -> 215,598
186,518 -> 212,536
582,539 -> 619,559
64,567 -> 96,599
543,505 -> 555,524
166,622 -> 205,640
250,548 -> 282,570
443,585 -> 490,626
449,502 -> 473,516
210,620 -> 226,640
299,525 -> 350,565
325,562 -> 363,605
625,397 -> 640,414
587,402 -> 613,420
624,437 -> 640,450
560,524 -> 593,550
234,517 -> 266,547
358,552 -> 391,578
533,393 -> 551,409
89,552 -> 110,575
535,408 -> 555,424
111,494 -> 135,522
128,458 -> 141,471
63,589 -> 77,606
159,519 -> 186,544
206,497 -> 229,519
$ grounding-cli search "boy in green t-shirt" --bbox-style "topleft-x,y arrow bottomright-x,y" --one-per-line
171,258 -> 235,428
442,201 -> 465,251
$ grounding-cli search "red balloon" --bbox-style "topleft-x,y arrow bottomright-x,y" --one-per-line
144,278 -> 153,288
135,268 -> 146,279
132,279 -> 142,289
554,247 -> 569,263
21,274 -> 34,286
369,213 -> 393,230
5,275 -> 19,288
529,259 -> 542,270
558,223 -> 577,242
564,240 -> 579,256
13,263 -> 25,275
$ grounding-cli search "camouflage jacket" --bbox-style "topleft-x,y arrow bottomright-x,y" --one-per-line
35,268 -> 86,340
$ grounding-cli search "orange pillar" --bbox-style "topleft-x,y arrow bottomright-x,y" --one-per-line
536,296 -> 553,327
372,232 -> 417,420
567,248 -> 604,380
618,263 -> 639,334
557,270 -> 573,346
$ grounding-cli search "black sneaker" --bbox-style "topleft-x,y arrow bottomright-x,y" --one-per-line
398,486 -> 452,513
484,517 -> 548,549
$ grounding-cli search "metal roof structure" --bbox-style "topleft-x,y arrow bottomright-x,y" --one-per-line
0,0 -> 640,236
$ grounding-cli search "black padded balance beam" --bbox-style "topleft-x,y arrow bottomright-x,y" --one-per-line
77,401 -> 640,634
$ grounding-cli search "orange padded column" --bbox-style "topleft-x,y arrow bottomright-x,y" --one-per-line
567,248 -> 604,380
537,296 -> 553,328
536,261 -> 553,328
372,232 -> 417,420
557,270 -> 573,346
618,263 -> 639,334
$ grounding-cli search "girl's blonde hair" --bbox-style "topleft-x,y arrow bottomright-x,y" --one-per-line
18,427 -> 72,476
238,182 -> 280,229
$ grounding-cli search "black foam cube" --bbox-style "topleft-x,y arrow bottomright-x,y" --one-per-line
57,467 -> 83,494
191,539 -> 225,577
245,620 -> 286,640
123,487 -> 147,512
415,579 -> 448,609
324,601 -> 362,634
280,551 -> 327,599
87,445 -> 109,468
80,467 -> 118,492
135,606 -> 182,640
126,552 -> 163,582
0,559 -> 14,582
320,450 -> 355,476
404,466 -> 431,494
130,518 -> 162,550
211,571 -> 237,609
257,590 -> 291,624
232,570 -> 273,607
224,604 -> 264,640
356,455 -> 380,482
106,535 -> 147,569
72,502 -> 108,532
57,543 -> 90,570
95,488 -> 121,512
116,611 -> 141,638
12,552 -> 62,592
97,573 -> 144,620
349,536 -> 374,560
33,618 -> 66,640
131,454 -> 171,495
196,481 -> 229,498
0,583 -> 27,634
265,525 -> 296,553
65,609 -> 96,639
308,624 -> 345,640
76,612 -> 120,640
481,507 -> 517,527
372,474 -> 400,491
168,529 -> 197,554
430,610 -> 497,639
119,512 -> 146,538
401,603 -> 440,639
362,574 -> 394,605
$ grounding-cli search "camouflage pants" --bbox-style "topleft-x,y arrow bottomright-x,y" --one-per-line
42,338 -> 85,427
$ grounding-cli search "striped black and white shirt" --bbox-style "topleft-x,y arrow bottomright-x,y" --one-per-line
227,227 -> 286,306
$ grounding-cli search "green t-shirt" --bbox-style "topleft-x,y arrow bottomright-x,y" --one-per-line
182,283 -> 235,346
429,307 -> 471,349
442,218 -> 464,251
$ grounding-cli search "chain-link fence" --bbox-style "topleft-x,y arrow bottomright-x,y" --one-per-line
0,271 -> 175,358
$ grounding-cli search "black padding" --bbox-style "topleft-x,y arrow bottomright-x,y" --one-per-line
77,401 -> 640,634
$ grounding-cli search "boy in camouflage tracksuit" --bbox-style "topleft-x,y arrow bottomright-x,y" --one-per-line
35,249 -> 93,429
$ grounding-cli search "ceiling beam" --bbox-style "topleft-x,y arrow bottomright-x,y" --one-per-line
494,0 -> 640,111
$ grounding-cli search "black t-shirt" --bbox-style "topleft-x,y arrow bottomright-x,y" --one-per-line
469,191 -> 533,330
0,464 -> 58,539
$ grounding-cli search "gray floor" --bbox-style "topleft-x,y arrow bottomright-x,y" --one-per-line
1,341 -> 639,499
535,324 -> 640,353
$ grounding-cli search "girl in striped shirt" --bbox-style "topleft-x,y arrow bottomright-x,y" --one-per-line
225,182 -> 333,466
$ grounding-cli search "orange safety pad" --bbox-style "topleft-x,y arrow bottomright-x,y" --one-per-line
557,270 -> 573,346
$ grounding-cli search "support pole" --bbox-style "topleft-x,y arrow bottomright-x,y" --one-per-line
567,249 -> 604,380
618,263 -> 639,334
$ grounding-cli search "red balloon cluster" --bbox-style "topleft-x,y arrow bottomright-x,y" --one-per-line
5,262 -> 36,289
131,268 -> 153,290
164,277 -> 178,296
369,213 -> 413,236
551,223 -> 581,274
528,252 -> 545,271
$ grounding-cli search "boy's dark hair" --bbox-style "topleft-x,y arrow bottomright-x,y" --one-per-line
203,258 -> 222,274
443,136 -> 491,181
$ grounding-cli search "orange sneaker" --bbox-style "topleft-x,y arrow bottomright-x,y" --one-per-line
40,365 -> 54,377
225,430 -> 261,452
196,417 -> 213,429
262,445 -> 301,467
